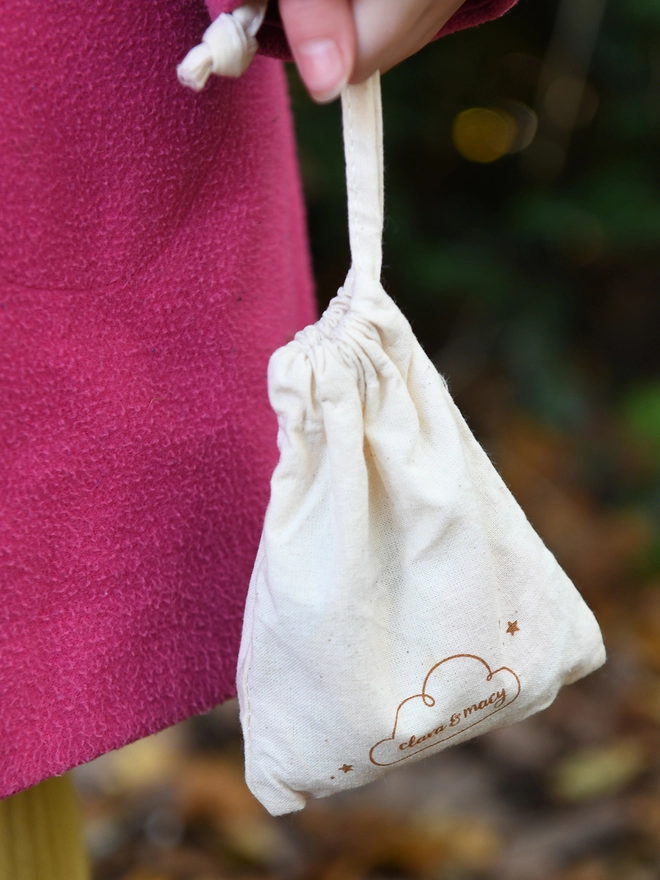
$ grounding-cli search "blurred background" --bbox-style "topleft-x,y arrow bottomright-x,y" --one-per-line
73,0 -> 660,877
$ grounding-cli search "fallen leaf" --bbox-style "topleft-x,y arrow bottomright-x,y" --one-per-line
297,805 -> 500,877
550,740 -> 645,802
176,755 -> 265,825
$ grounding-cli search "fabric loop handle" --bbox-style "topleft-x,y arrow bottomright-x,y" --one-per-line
177,9 -> 384,284
341,73 -> 384,283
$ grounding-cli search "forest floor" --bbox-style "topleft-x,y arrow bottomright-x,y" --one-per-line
74,375 -> 660,880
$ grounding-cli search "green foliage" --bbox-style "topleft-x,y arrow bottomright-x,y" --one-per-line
627,0 -> 660,27
622,384 -> 660,454
289,0 -> 660,510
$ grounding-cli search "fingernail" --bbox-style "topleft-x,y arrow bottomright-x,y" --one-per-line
295,38 -> 347,103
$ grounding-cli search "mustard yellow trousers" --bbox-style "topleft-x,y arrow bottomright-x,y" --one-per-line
0,774 -> 89,880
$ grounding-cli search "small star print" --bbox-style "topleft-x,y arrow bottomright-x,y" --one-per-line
340,764 -> 353,773
506,620 -> 520,636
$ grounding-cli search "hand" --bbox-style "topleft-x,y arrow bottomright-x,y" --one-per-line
279,0 -> 466,103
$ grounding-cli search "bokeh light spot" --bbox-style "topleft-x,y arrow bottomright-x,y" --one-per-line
452,107 -> 516,164
544,75 -> 600,128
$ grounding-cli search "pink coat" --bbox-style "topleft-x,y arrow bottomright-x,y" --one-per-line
0,0 -> 518,798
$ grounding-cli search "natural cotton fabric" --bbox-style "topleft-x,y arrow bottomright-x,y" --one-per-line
237,73 -> 606,816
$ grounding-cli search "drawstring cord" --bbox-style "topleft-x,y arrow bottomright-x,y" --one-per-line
177,0 -> 383,289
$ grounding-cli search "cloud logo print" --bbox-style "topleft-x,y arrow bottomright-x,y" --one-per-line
369,654 -> 521,767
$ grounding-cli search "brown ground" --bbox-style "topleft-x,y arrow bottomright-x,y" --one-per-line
75,376 -> 660,880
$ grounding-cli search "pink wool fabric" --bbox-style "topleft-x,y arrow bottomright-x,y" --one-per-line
0,0 -> 518,799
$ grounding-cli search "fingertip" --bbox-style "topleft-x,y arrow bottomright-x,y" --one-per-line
295,37 -> 348,103
280,0 -> 356,103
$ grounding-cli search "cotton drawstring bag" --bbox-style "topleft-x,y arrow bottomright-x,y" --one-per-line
233,71 -> 605,815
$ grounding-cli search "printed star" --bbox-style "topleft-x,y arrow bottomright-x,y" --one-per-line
339,764 -> 353,773
506,620 -> 520,636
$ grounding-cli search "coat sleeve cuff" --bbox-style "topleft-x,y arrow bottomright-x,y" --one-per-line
436,0 -> 519,37
205,0 -> 520,62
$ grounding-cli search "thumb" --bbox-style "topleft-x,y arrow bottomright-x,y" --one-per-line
279,0 -> 357,103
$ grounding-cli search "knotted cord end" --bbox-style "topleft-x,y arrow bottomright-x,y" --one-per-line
177,42 -> 214,91
177,0 -> 267,89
